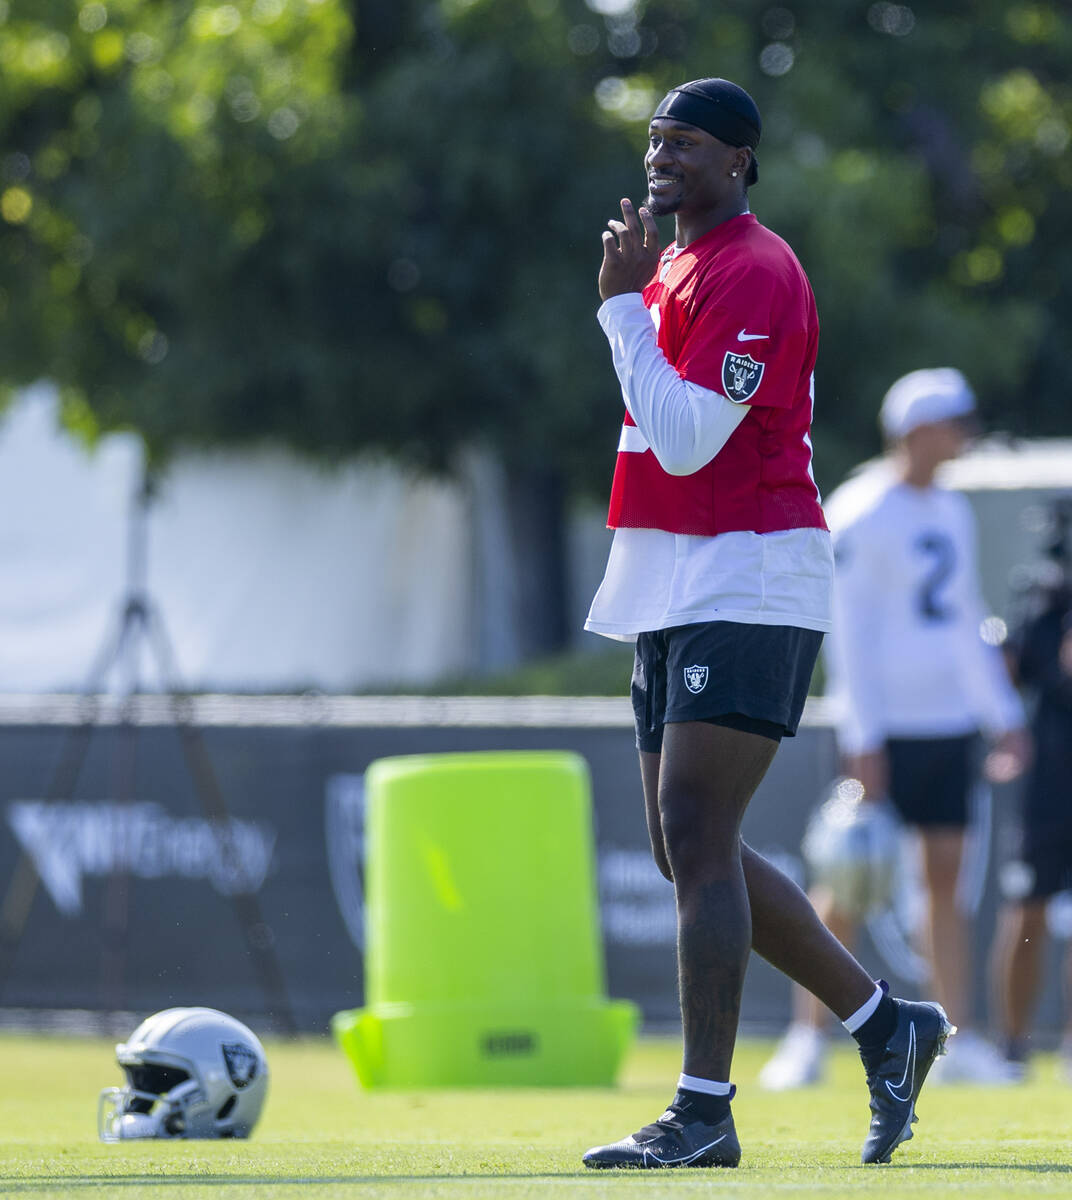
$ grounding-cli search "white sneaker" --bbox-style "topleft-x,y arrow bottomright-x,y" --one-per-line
758,1024 -> 826,1091
927,1030 -> 1022,1085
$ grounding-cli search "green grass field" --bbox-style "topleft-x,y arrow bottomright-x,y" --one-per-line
2,1031 -> 1070,1198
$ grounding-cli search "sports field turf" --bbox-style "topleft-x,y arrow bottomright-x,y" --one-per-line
2,1030 -> 1071,1198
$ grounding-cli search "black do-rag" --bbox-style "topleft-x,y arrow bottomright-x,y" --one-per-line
652,78 -> 761,185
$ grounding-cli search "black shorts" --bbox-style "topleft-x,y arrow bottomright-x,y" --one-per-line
1012,825 -> 1072,900
1008,759 -> 1072,900
631,621 -> 823,754
885,734 -> 978,828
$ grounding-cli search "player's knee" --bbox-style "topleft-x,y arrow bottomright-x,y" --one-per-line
923,839 -> 964,889
660,797 -> 737,882
926,875 -> 960,908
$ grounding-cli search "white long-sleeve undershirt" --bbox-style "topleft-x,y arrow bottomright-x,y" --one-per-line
597,292 -> 747,474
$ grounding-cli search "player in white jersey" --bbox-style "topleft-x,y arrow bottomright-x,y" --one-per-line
760,368 -> 1030,1091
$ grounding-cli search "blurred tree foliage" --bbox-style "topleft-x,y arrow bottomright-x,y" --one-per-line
0,0 -> 362,453
0,0 -> 1069,651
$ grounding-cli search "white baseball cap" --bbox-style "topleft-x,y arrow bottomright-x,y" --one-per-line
879,368 -> 977,439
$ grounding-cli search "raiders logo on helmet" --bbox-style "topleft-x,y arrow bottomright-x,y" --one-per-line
223,1042 -> 260,1089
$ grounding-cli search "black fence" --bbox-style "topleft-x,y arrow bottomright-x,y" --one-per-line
0,696 -> 1056,1039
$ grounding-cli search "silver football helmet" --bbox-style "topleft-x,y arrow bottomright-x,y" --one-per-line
98,1007 -> 268,1141
801,777 -> 901,919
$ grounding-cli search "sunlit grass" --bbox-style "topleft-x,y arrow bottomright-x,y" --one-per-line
1,1031 -> 1070,1198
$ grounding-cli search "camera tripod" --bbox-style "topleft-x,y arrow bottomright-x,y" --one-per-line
0,473 -> 297,1033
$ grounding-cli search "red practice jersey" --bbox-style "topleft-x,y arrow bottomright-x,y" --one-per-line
607,213 -> 827,537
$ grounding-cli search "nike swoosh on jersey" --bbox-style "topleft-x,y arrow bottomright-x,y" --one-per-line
737,329 -> 769,341
885,1021 -> 916,1103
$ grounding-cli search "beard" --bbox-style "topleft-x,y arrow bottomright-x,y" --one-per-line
645,189 -> 681,217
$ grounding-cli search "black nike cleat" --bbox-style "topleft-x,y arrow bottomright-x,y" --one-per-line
582,1097 -> 740,1169
860,998 -> 956,1165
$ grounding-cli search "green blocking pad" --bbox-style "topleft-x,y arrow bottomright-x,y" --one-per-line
332,750 -> 639,1087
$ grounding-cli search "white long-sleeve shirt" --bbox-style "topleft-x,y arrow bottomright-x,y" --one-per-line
823,461 -> 1025,753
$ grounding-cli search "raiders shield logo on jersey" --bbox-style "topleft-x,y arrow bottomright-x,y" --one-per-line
222,1042 -> 260,1089
683,664 -> 708,694
722,352 -> 764,403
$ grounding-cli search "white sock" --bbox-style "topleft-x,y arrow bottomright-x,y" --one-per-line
842,982 -> 884,1034
678,1072 -> 733,1096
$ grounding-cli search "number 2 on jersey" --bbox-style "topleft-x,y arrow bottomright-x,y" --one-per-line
915,531 -> 956,622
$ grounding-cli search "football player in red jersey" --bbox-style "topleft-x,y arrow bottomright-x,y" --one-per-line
582,78 -> 952,1169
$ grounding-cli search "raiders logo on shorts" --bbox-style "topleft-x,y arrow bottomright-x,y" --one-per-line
722,351 -> 764,403
683,664 -> 708,694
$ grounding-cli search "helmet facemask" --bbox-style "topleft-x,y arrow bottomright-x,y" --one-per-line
98,1065 -> 202,1141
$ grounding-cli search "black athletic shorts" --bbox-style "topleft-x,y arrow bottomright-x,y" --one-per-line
885,734 -> 978,828
1014,824 -> 1072,900
631,621 -> 824,753
1008,749 -> 1072,900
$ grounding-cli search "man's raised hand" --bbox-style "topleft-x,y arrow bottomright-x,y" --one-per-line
598,198 -> 661,301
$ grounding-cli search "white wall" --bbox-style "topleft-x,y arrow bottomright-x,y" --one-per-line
0,384 -> 478,693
